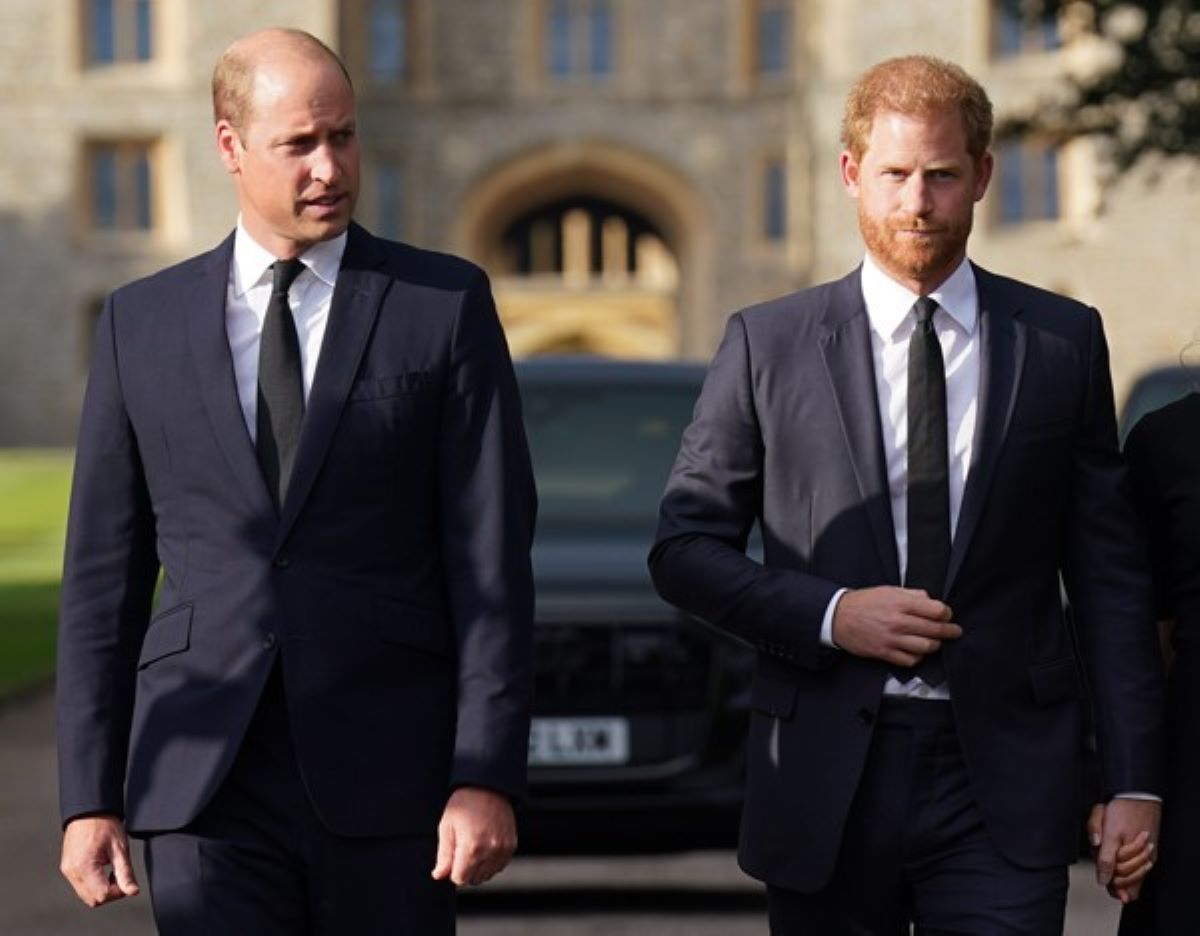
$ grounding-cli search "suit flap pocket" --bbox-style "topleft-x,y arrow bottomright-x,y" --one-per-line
751,672 -> 799,720
376,600 -> 452,657
138,603 -> 193,668
349,372 -> 431,402
1028,658 -> 1082,706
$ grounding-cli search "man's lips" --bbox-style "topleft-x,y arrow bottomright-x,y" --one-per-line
302,193 -> 346,210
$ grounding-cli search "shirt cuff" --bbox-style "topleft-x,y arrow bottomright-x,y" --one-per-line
1112,792 -> 1162,803
820,588 -> 849,649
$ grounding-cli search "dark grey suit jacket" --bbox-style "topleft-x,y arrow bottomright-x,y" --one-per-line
57,223 -> 536,837
650,264 -> 1165,891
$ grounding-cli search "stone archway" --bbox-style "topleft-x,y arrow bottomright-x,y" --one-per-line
452,141 -> 711,359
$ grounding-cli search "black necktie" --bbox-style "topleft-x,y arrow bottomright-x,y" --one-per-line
256,258 -> 306,510
900,296 -> 950,687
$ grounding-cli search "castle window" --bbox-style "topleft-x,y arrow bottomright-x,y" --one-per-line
763,157 -> 788,242
995,138 -> 1059,225
993,0 -> 1060,58
368,0 -> 408,81
546,0 -> 614,80
756,0 -> 791,77
375,162 -> 405,240
86,140 -> 156,233
85,0 -> 153,66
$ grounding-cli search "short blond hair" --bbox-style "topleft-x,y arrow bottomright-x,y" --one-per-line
212,28 -> 352,131
841,55 -> 993,161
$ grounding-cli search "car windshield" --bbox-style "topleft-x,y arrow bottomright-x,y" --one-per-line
519,379 -> 699,533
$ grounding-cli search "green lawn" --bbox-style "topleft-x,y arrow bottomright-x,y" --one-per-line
0,450 -> 72,697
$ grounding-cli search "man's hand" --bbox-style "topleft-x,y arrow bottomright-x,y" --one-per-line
1091,799 -> 1161,904
832,586 -> 961,666
60,814 -> 139,907
431,787 -> 517,887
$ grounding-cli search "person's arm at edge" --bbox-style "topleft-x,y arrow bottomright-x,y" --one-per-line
433,267 -> 536,885
57,293 -> 160,905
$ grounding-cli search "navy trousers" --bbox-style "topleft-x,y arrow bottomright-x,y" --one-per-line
141,665 -> 455,935
767,699 -> 1067,936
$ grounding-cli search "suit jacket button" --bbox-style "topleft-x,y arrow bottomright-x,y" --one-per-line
263,632 -> 277,650
273,556 -> 291,569
857,708 -> 874,726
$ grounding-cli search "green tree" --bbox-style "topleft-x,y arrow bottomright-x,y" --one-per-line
1003,0 -> 1200,169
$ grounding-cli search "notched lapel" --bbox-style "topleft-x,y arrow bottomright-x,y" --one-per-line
277,226 -> 387,544
185,234 -> 275,517
945,268 -> 1027,594
818,275 -> 901,585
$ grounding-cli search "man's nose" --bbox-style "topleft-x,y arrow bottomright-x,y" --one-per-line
310,144 -> 341,186
901,176 -> 933,216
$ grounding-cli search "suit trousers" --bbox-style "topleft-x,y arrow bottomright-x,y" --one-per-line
141,664 -> 455,935
767,699 -> 1067,936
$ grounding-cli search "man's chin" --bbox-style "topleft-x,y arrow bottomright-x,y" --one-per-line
300,216 -> 352,242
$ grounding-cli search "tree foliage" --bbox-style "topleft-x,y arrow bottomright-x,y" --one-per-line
1005,0 -> 1200,169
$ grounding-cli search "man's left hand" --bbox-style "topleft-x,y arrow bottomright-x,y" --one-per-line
431,786 -> 517,887
1093,798 -> 1161,903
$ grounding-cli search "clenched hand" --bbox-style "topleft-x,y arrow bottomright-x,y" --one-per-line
431,786 -> 517,887
60,814 -> 140,907
832,586 -> 961,666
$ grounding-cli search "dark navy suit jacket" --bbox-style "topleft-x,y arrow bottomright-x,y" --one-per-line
57,223 -> 536,837
650,265 -> 1165,891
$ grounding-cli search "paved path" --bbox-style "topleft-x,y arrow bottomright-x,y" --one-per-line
1,690 -> 1123,934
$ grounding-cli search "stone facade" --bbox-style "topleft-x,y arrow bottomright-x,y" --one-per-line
1,0 -> 1196,444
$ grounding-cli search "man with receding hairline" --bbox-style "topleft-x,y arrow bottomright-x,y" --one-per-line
56,27 -> 535,933
650,55 -> 1165,933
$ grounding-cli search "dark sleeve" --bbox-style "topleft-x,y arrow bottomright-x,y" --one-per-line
648,312 -> 840,671
1060,309 -> 1165,799
1124,415 -> 1173,621
56,294 -> 160,824
438,268 -> 537,802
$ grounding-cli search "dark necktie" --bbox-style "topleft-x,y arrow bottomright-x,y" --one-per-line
256,258 -> 306,510
900,296 -> 950,687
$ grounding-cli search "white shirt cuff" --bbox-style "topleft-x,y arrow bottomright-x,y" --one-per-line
820,588 -> 849,649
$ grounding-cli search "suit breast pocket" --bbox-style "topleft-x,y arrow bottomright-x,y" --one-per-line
1028,658 -> 1083,706
347,371 -> 432,404
138,603 -> 193,669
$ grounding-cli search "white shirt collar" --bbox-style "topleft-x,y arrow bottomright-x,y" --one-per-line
860,252 -> 978,341
231,218 -> 348,298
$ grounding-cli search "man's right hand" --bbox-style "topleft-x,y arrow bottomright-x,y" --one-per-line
60,814 -> 140,907
832,586 -> 961,666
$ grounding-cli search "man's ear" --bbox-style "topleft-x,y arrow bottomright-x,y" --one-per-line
973,151 -> 994,202
215,120 -> 242,175
840,150 -> 861,198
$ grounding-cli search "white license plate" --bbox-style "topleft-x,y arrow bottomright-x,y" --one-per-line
528,717 -> 630,766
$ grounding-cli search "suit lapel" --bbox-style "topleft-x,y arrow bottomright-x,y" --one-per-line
185,233 -> 276,517
276,224 -> 388,545
945,265 -> 1027,594
818,270 -> 902,585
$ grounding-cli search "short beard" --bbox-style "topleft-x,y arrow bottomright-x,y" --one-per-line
858,204 -> 973,289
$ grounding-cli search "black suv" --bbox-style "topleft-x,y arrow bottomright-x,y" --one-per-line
515,359 -> 752,854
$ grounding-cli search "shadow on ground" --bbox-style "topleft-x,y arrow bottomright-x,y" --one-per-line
459,886 -> 766,916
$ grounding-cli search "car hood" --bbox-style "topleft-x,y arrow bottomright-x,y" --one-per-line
532,532 -> 671,621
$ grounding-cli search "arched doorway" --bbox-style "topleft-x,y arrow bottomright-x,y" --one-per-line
453,142 -> 710,359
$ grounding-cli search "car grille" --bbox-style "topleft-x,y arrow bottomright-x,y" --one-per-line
533,622 -> 713,716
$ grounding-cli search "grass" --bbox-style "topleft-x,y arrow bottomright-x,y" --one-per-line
0,450 -> 72,697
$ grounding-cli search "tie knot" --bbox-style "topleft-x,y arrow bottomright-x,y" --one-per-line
271,258 -> 305,296
913,296 -> 938,328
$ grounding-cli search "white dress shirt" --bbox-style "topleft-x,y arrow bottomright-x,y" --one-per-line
225,221 -> 347,441
820,253 -> 981,699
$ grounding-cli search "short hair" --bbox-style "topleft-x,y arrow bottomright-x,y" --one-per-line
841,55 -> 994,161
212,28 -> 353,131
